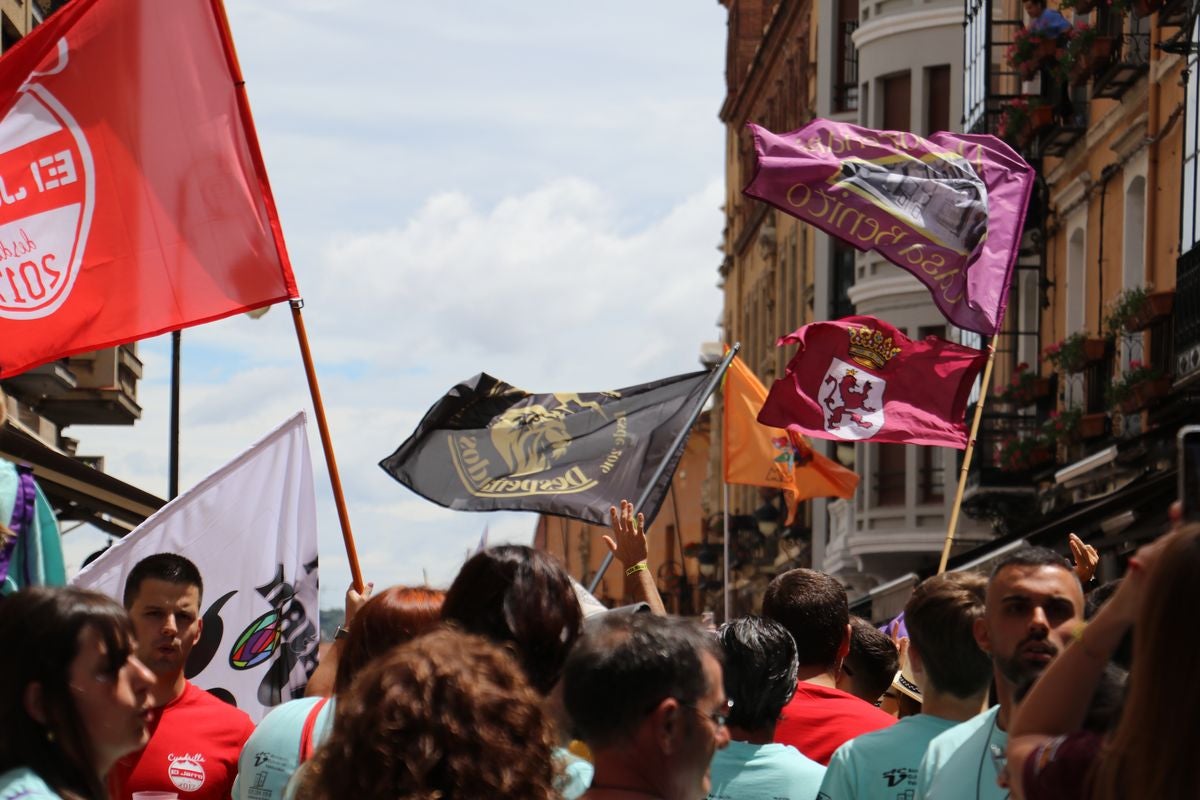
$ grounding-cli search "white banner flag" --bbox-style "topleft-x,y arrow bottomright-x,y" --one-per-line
73,412 -> 320,722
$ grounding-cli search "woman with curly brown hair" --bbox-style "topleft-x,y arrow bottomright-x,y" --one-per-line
297,627 -> 559,800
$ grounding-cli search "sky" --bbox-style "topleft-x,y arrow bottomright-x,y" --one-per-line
59,1 -> 730,605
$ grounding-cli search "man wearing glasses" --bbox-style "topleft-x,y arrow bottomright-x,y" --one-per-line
563,613 -> 731,800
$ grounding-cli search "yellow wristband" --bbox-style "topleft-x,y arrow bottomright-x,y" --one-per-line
1071,621 -> 1105,661
625,562 -> 648,576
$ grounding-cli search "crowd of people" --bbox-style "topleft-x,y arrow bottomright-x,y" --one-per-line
0,497 -> 1194,799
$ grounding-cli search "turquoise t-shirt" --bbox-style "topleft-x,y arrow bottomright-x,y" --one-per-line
707,740 -> 826,800
233,696 -> 335,800
817,713 -> 958,799
0,767 -> 59,800
556,747 -> 593,800
918,706 -> 1006,800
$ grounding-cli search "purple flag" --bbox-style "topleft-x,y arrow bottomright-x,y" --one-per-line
743,120 -> 1034,336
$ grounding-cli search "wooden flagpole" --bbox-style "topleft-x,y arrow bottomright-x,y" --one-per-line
291,300 -> 364,591
210,0 -> 365,591
937,338 -> 996,574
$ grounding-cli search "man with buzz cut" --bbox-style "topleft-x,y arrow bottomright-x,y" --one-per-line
917,546 -> 1085,800
109,553 -> 256,800
763,568 -> 896,765
816,571 -> 992,799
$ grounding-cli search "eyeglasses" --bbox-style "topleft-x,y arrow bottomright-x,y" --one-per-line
682,698 -> 734,728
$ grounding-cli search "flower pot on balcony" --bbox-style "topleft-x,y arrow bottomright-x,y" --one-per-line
1119,376 -> 1173,413
1017,105 -> 1056,147
1125,290 -> 1175,332
1070,37 -> 1117,87
1079,413 -> 1108,440
1081,337 -> 1108,365
1134,0 -> 1163,17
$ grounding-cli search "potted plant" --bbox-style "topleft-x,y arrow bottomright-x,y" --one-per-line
1105,285 -> 1175,335
1043,407 -> 1082,444
1107,361 -> 1172,412
1060,21 -> 1118,87
997,362 -> 1053,405
996,433 -> 1055,472
999,97 -> 1054,148
1006,27 -> 1064,81
1043,332 -> 1109,374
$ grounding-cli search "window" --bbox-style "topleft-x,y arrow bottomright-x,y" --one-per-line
834,0 -> 860,112
832,241 -> 856,319
1182,16 -> 1200,254
882,72 -> 912,131
927,66 -> 951,134
919,448 -> 944,504
875,444 -> 907,506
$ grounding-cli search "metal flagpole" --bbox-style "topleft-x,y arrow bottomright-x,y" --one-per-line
588,344 -> 741,594
723,482 -> 731,623
937,338 -> 996,574
169,331 -> 181,500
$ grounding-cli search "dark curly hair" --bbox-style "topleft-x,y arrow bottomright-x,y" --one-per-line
333,586 -> 445,696
0,587 -> 139,800
300,628 -> 559,800
441,545 -> 581,695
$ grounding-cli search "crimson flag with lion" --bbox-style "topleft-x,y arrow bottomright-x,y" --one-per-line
757,316 -> 986,449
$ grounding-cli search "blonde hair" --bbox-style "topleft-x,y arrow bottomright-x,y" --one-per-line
1091,523 -> 1200,799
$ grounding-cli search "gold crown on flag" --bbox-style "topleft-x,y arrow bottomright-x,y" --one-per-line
847,326 -> 902,370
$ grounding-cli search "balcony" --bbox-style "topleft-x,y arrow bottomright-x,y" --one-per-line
1,357 -> 77,400
37,345 -> 142,426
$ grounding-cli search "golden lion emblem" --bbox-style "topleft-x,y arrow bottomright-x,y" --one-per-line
489,393 -> 607,477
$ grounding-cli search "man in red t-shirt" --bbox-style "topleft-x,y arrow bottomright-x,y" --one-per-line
109,554 -> 255,800
762,568 -> 896,765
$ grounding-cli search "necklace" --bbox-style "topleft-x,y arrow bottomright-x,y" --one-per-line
974,712 -> 1011,800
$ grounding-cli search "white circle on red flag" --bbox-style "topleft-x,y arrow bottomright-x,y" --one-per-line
0,79 -> 94,320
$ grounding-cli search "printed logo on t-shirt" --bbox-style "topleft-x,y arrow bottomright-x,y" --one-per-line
167,753 -> 207,792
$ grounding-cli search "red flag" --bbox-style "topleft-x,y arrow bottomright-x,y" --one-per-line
757,316 -> 986,449
0,0 -> 298,377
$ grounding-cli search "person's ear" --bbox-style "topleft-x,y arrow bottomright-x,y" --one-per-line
974,616 -> 991,655
190,616 -> 204,646
648,697 -> 685,754
908,641 -> 925,679
837,623 -> 851,661
23,682 -> 46,725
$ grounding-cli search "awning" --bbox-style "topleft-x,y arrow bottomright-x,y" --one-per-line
0,422 -> 164,536
946,469 -> 1175,571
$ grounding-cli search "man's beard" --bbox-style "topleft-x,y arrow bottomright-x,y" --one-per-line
993,635 -> 1058,687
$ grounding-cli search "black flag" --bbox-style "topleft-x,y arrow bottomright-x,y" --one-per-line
379,369 -> 712,527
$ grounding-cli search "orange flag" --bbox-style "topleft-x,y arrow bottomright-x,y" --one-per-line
723,354 -> 859,524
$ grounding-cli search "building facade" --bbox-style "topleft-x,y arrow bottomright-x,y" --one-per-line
954,0 -> 1198,583
715,0 -> 988,615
